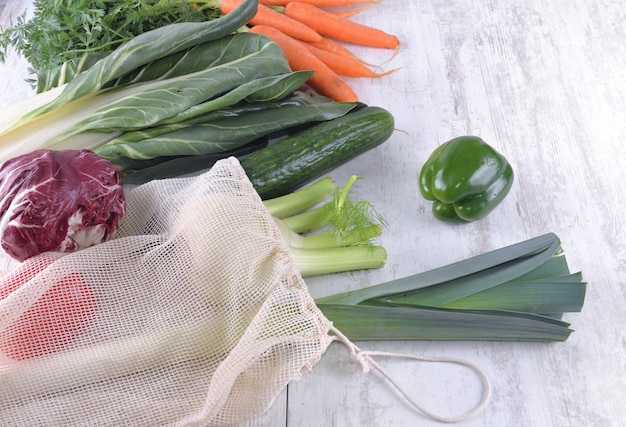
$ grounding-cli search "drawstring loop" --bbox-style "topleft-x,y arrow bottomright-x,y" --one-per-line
330,326 -> 492,424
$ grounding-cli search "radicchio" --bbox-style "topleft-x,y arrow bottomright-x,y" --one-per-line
0,149 -> 126,261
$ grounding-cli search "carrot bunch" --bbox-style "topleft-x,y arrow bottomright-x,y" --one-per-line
220,0 -> 399,102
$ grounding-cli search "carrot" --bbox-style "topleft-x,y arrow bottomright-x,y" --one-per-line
284,1 -> 400,49
303,43 -> 395,78
248,25 -> 359,102
305,37 -> 364,62
220,0 -> 322,42
259,0 -> 381,6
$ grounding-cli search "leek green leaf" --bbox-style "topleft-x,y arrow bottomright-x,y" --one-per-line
315,233 -> 561,306
439,276 -> 586,313
315,233 -> 586,342
317,303 -> 575,342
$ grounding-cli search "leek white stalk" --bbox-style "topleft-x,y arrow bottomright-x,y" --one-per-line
0,312 -> 240,400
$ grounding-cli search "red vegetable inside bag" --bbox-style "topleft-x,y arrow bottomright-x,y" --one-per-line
0,254 -> 95,360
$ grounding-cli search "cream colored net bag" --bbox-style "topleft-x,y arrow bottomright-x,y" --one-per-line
0,157 -> 490,426
0,158 -> 334,426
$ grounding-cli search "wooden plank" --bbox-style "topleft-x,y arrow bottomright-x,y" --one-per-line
1,0 -> 625,426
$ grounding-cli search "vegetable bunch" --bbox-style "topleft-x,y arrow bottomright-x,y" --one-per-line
0,0 -> 585,348
2,0 -> 399,101
0,0 -> 382,180
0,173 -> 386,362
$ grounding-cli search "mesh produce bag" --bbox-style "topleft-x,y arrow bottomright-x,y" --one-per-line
0,158 -> 334,426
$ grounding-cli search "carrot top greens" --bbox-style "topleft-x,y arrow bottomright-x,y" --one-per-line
0,0 -> 223,88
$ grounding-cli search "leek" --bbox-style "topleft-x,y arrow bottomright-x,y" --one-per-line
316,233 -> 586,341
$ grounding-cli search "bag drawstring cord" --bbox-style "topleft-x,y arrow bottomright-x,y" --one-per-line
330,326 -> 492,424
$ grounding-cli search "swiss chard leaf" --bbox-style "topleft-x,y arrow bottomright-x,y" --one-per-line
11,0 -> 257,128
110,32 -> 285,88
67,35 -> 293,134
117,141 -> 268,181
156,70 -> 312,126
95,101 -> 359,160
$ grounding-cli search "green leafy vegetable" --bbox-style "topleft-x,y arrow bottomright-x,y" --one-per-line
0,0 -> 371,181
0,0 -> 225,90
316,233 -> 586,341
10,0 -> 257,129
95,99 -> 358,161
107,91 -> 339,177
0,32 -> 296,164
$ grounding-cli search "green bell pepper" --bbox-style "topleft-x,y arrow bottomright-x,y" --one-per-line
419,136 -> 514,223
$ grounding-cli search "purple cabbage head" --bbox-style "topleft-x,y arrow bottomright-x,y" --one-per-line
0,149 -> 126,261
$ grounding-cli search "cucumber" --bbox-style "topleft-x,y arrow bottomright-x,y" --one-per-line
240,106 -> 395,199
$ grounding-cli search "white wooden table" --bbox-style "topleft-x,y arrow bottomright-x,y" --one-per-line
1,1 -> 625,426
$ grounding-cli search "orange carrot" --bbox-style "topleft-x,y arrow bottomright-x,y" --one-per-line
305,37 -> 364,62
248,25 -> 359,102
284,1 -> 399,49
220,0 -> 322,42
303,43 -> 395,78
259,0 -> 380,6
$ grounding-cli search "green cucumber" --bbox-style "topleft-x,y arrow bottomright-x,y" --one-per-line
240,106 -> 395,199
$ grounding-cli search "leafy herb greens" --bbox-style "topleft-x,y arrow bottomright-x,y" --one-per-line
0,0 -> 223,90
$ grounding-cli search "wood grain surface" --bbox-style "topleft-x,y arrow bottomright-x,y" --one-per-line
1,1 -> 624,426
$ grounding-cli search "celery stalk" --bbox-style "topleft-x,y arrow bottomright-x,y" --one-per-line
263,175 -> 388,277
291,246 -> 387,277
263,177 -> 336,219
